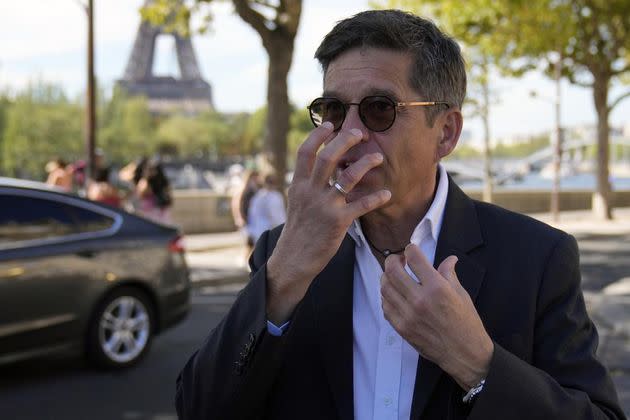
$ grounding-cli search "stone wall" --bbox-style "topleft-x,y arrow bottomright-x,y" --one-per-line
171,190 -> 235,233
465,189 -> 630,214
171,189 -> 630,233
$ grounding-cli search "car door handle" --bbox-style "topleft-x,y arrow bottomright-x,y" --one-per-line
76,250 -> 96,258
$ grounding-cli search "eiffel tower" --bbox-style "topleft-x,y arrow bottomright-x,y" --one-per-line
117,2 -> 213,114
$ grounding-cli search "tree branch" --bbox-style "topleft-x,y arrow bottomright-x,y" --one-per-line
566,71 -> 593,88
612,63 -> 630,76
253,0 -> 275,8
278,0 -> 301,35
232,0 -> 272,45
608,89 -> 630,112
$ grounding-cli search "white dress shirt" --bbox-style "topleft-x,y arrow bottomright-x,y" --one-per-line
348,164 -> 448,420
267,165 -> 448,420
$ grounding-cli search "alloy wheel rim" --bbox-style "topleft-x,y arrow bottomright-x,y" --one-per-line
98,296 -> 150,363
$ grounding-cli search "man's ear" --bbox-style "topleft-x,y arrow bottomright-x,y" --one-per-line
437,108 -> 463,159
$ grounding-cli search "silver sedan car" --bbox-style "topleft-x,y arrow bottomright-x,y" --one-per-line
0,177 -> 190,369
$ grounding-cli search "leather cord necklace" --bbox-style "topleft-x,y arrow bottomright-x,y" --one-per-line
364,234 -> 406,257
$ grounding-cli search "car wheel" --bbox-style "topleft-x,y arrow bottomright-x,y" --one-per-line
87,287 -> 155,369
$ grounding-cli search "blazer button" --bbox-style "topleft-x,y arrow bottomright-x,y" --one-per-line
234,361 -> 244,376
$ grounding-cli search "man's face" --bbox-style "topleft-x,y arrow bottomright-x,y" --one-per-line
323,47 -> 453,207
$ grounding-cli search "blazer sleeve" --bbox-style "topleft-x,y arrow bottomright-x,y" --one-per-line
175,228 -> 292,420
469,233 -> 626,420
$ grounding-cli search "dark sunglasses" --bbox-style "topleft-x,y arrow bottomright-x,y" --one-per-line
307,95 -> 450,132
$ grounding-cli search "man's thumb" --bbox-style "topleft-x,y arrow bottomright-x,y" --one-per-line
437,255 -> 459,284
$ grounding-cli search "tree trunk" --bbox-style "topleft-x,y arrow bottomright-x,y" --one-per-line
264,33 -> 293,184
592,76 -> 613,220
231,0 -> 302,186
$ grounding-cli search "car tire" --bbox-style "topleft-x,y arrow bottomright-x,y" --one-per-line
86,286 -> 155,369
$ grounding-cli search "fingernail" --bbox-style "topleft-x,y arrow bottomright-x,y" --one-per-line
322,121 -> 334,130
374,153 -> 383,162
350,128 -> 363,138
382,190 -> 391,201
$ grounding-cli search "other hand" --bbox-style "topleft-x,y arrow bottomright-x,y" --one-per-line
381,245 -> 494,389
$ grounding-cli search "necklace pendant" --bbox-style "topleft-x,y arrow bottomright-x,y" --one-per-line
383,249 -> 391,257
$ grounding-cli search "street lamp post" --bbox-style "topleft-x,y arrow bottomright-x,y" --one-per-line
76,0 -> 96,183
86,0 -> 96,182
551,57 -> 562,223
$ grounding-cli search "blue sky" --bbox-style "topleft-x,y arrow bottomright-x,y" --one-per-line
1,0 -> 629,148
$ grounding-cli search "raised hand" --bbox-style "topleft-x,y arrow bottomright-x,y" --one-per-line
266,122 -> 391,324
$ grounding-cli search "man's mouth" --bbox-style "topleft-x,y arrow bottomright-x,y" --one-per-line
339,159 -> 355,169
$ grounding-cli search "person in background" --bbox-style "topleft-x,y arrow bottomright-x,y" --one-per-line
118,156 -> 148,212
247,173 -> 286,244
231,170 -> 261,255
136,159 -> 173,224
68,150 -> 106,196
226,163 -> 245,195
87,166 -> 121,207
45,158 -> 73,192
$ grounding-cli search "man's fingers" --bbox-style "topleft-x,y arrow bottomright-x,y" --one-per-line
404,244 -> 438,285
437,255 -> 459,286
381,271 -> 407,312
335,153 -> 383,192
406,244 -> 459,287
293,122 -> 335,180
310,128 -> 364,186
344,189 -> 391,219
383,253 -> 416,299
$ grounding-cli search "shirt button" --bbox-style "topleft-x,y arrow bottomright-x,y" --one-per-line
384,396 -> 392,406
386,335 -> 395,345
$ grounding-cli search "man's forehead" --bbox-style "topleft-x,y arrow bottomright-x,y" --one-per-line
322,47 -> 413,98
325,47 -> 412,72
322,86 -> 400,99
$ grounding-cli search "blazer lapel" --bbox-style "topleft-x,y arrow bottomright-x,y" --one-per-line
410,178 -> 486,419
311,235 -> 356,420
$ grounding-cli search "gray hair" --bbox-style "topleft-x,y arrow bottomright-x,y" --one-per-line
315,9 -> 466,125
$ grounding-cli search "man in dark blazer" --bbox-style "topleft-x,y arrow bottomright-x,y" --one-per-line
175,9 -> 624,420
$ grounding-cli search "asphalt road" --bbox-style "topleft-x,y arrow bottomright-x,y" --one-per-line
0,290 -> 237,420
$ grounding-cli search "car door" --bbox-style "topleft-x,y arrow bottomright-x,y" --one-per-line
0,190 -> 117,361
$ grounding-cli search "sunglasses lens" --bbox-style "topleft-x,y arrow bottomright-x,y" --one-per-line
360,96 -> 396,132
309,98 -> 345,131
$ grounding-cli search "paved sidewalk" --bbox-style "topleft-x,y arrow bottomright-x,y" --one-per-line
184,230 -> 244,252
532,206 -> 630,235
183,207 -> 630,253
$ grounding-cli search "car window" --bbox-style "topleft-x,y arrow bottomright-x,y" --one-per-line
0,194 -> 114,245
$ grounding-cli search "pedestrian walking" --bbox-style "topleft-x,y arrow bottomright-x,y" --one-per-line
136,159 -> 173,225
86,166 -> 121,207
231,170 -> 261,254
45,158 -> 73,192
247,173 -> 286,244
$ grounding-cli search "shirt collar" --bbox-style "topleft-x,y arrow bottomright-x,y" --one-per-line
348,164 -> 449,247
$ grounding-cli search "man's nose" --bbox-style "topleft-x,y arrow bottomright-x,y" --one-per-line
341,104 -> 366,133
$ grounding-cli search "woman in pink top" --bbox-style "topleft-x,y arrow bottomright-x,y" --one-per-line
136,159 -> 173,224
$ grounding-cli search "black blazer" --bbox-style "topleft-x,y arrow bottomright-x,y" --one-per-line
175,180 -> 625,420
